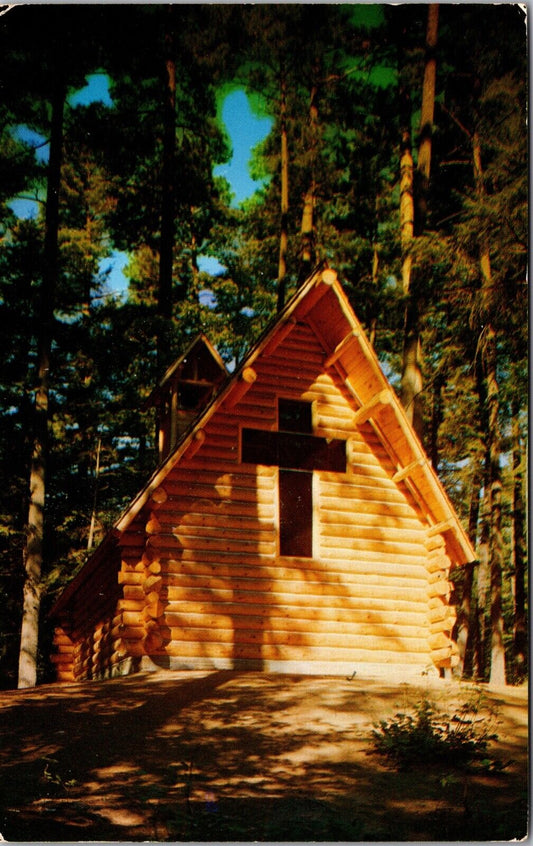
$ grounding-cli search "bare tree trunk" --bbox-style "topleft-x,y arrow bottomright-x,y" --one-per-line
455,461 -> 482,677
400,5 -> 439,442
87,437 -> 102,551
511,400 -> 527,671
415,3 -> 439,235
428,370 -> 444,469
158,7 -> 177,366
299,79 -> 319,282
277,70 -> 289,312
398,82 -> 422,437
368,240 -> 379,347
472,131 -> 506,686
18,73 -> 65,689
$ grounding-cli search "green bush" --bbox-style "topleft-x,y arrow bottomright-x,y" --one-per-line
371,699 -> 499,770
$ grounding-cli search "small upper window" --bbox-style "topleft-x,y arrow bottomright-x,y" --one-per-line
278,398 -> 312,434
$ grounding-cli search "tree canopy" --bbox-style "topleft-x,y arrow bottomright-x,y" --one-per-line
0,3 -> 527,688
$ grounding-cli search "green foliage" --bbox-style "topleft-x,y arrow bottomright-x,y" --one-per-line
0,3 -> 527,687
371,697 -> 500,770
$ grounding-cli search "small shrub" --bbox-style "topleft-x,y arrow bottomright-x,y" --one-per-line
371,698 -> 499,770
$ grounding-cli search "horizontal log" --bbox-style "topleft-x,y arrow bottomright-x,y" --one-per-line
119,610 -> 143,626
319,480 -> 409,506
163,482 -> 275,507
428,631 -> 452,650
161,604 -> 427,630
118,571 -> 143,585
428,595 -> 448,610
163,592 -> 427,619
427,581 -> 451,598
123,586 -> 145,600
119,532 -> 147,547
147,534 -> 276,556
162,582 -> 427,605
143,575 -> 163,594
161,556 -> 428,585
113,638 -> 144,658
142,600 -> 165,621
56,671 -> 75,682
168,465 -> 276,487
430,645 -> 453,665
430,616 -> 456,635
319,510 -> 423,536
150,625 -> 430,652
53,633 -> 74,648
50,653 -> 74,664
426,540 -> 447,559
427,555 -> 451,574
147,640 -> 429,665
319,534 -> 426,558
155,616 -> 429,642
428,604 -> 451,624
158,511 -> 275,533
117,598 -> 144,612
161,567 -> 428,597
156,499 -> 276,521
111,624 -> 144,640
319,495 -> 416,522
319,523 -> 426,548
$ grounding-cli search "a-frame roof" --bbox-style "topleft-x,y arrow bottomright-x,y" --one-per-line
52,267 -> 475,617
144,333 -> 228,408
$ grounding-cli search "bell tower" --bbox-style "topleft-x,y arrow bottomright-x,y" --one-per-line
146,334 -> 227,462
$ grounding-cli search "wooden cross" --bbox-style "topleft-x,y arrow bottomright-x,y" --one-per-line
241,399 -> 346,557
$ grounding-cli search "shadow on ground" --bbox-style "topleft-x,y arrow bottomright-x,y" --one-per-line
0,671 -> 528,841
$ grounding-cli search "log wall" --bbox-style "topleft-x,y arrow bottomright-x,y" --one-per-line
53,321 -> 458,681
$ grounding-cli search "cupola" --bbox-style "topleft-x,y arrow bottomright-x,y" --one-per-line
146,334 -> 227,462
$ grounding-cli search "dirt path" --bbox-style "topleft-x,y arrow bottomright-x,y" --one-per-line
0,671 -> 528,841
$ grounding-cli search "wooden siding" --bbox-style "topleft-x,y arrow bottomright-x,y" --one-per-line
53,316 -> 459,681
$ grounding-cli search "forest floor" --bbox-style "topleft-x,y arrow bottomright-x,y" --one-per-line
0,670 -> 528,842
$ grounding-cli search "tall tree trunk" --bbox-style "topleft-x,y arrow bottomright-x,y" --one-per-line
415,3 -> 439,235
158,7 -> 177,366
400,5 -> 439,441
18,73 -> 65,689
299,79 -> 319,282
368,239 -> 379,347
428,370 -> 444,469
472,130 -> 506,686
277,70 -> 289,313
455,460 -> 482,678
398,83 -> 423,437
511,399 -> 527,671
455,453 -> 484,678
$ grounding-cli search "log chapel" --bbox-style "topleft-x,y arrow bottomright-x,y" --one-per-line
50,267 -> 475,682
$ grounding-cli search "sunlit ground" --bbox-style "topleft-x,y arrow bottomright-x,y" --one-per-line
0,671 -> 527,841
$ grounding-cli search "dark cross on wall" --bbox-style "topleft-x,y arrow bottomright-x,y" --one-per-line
241,399 -> 347,557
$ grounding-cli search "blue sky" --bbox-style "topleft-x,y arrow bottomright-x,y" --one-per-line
8,76 -> 271,295
214,89 -> 272,206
